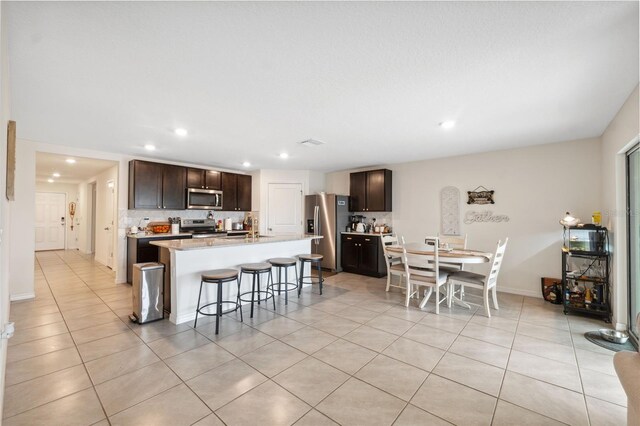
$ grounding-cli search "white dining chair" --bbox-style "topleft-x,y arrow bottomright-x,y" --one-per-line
381,233 -> 405,292
437,233 -> 468,298
401,237 -> 450,313
446,238 -> 508,317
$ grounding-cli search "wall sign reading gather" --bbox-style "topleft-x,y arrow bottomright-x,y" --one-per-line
464,210 -> 510,224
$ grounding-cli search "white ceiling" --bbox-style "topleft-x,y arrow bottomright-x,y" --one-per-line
36,152 -> 117,184
7,1 -> 639,172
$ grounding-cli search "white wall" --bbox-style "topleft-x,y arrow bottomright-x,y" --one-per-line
600,85 -> 639,328
35,181 -> 80,250
0,1 -> 10,418
9,139 -> 35,300
326,138 -> 603,297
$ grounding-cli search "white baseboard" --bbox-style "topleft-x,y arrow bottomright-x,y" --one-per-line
10,292 -> 35,301
497,286 -> 542,298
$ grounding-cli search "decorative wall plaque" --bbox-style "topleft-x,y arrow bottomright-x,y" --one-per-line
440,186 -> 460,235
467,185 -> 494,205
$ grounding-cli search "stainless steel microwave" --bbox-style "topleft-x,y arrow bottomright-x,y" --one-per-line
186,188 -> 223,210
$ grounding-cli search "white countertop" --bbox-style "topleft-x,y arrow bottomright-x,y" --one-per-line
150,234 -> 322,251
127,232 -> 194,239
341,232 -> 392,237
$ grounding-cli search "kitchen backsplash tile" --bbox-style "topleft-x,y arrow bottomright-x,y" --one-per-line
122,210 -> 245,229
358,212 -> 393,228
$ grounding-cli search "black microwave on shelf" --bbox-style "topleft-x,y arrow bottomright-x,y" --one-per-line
186,188 -> 223,210
565,225 -> 607,254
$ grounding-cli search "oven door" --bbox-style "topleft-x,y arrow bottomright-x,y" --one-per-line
187,188 -> 223,210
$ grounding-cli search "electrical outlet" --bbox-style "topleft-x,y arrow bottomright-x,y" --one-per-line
1,322 -> 15,339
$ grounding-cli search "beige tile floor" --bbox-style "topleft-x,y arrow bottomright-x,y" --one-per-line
2,250 -> 629,425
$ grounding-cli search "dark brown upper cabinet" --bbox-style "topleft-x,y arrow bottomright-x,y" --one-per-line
349,169 -> 392,212
186,168 -> 221,190
221,172 -> 252,211
129,160 -> 186,209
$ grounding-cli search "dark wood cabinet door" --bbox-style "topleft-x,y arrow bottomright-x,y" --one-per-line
205,170 -> 221,190
162,164 -> 186,209
186,168 -> 205,188
366,170 -> 386,211
129,160 -> 163,209
341,237 -> 360,270
221,172 -> 238,211
359,238 -> 379,274
349,172 -> 367,212
236,174 -> 252,211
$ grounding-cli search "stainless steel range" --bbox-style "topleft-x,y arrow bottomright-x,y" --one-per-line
179,218 -> 221,238
180,218 -> 249,238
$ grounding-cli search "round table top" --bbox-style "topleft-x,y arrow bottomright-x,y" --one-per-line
386,243 -> 492,264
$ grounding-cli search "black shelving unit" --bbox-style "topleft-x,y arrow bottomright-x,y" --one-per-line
561,226 -> 610,322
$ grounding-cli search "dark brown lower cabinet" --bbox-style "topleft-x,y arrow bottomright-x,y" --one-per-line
340,234 -> 386,277
126,235 -> 191,284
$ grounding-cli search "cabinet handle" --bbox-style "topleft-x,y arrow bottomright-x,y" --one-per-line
201,186 -> 204,189
365,238 -> 371,242
347,237 -> 352,240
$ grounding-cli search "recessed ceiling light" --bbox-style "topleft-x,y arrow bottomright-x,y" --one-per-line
65,158 -> 76,164
242,161 -> 251,167
439,120 -> 456,129
52,172 -> 60,177
47,178 -> 54,183
144,144 -> 156,151
279,152 -> 289,159
174,128 -> 188,137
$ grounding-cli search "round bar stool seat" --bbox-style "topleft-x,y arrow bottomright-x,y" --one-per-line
239,262 -> 275,318
298,254 -> 324,296
267,257 -> 299,305
241,262 -> 272,272
298,254 -> 323,261
194,269 -> 242,335
202,269 -> 239,281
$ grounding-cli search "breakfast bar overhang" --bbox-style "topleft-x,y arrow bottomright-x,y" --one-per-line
151,235 -> 321,325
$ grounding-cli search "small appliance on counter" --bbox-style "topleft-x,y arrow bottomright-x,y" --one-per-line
348,215 -> 365,232
355,223 -> 366,233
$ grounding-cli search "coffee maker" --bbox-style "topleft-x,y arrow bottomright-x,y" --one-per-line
347,215 -> 365,232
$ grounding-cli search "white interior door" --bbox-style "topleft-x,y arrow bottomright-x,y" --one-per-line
35,192 -> 66,251
105,180 -> 115,268
267,183 -> 303,235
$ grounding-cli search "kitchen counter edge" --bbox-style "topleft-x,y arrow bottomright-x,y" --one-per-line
150,234 -> 322,251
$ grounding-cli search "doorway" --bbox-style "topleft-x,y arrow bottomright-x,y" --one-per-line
627,144 -> 639,345
90,182 -> 97,254
267,183 -> 303,235
34,192 -> 66,251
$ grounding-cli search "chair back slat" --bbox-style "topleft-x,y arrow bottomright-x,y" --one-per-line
487,238 -> 508,287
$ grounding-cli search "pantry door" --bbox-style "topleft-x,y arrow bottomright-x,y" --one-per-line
35,192 -> 66,251
267,183 -> 303,235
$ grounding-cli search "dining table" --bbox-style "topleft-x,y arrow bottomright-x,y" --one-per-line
386,243 -> 493,309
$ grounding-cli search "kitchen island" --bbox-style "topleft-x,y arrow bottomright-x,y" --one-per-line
151,235 -> 321,324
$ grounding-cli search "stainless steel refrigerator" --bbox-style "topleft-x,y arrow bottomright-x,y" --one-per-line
305,193 -> 350,271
